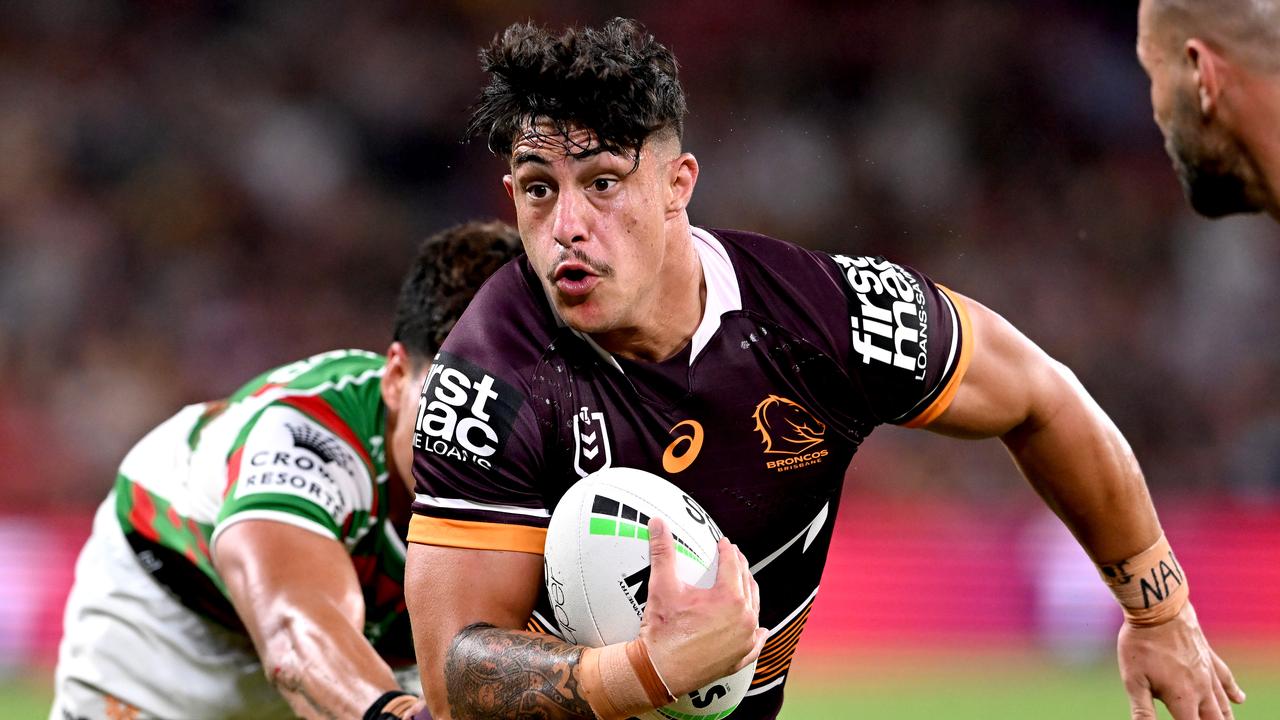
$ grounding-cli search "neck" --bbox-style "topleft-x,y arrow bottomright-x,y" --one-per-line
1256,127 -> 1280,222
1236,76 -> 1280,219
594,220 -> 705,363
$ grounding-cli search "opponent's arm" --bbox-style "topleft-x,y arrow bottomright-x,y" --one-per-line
215,520 -> 419,720
408,517 -> 765,720
923,293 -> 1244,720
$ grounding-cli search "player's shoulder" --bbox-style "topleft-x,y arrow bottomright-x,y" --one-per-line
438,255 -> 560,385
208,349 -> 388,471
703,227 -> 848,318
707,226 -> 843,285
232,349 -> 386,401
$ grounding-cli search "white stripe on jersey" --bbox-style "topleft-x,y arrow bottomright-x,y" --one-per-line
209,509 -> 339,559
891,284 -> 963,423
414,494 -> 551,518
748,503 -> 829,576
768,586 -> 820,637
257,366 -> 385,404
531,610 -> 563,639
742,586 -> 821,698
745,675 -> 786,696
938,288 -> 962,387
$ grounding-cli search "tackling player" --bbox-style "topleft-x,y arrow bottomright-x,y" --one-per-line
51,221 -> 521,720
1138,0 -> 1280,220
405,19 -> 1243,720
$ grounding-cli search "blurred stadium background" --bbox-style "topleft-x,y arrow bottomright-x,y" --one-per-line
2,1 -> 1278,717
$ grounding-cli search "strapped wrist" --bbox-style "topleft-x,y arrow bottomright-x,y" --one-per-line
626,636 -> 676,707
1096,532 -> 1189,627
363,690 -> 416,720
580,639 -> 675,720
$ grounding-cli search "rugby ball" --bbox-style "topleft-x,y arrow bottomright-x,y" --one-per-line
543,467 -> 755,720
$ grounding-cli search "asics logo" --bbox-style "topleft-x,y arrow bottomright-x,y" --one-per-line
662,420 -> 704,473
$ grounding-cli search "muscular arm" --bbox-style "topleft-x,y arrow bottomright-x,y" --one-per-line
445,623 -> 593,719
214,520 -> 410,720
924,293 -> 1244,719
406,543 -> 588,719
408,522 -> 762,720
924,293 -> 1158,561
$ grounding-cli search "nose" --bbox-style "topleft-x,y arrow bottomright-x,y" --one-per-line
551,187 -> 587,248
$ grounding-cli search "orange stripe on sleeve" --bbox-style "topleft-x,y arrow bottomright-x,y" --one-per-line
903,285 -> 974,429
407,514 -> 547,555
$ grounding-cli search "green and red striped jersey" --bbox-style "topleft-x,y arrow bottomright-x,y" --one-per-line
114,349 -> 413,665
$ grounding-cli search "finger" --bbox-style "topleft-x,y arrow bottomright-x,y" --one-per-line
1212,676 -> 1234,720
737,547 -> 752,603
714,537 -> 740,590
1161,693 -> 1201,720
1126,681 -> 1158,720
748,562 -> 761,617
1212,652 -> 1246,704
647,517 -> 680,590
1197,694 -> 1227,720
404,699 -> 430,720
733,626 -> 769,671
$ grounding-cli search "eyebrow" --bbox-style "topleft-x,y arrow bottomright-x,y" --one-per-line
512,152 -> 549,168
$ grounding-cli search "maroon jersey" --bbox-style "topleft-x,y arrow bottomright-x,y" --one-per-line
409,227 -> 972,718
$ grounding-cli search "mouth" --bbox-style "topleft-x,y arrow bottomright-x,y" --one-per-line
552,261 -> 601,297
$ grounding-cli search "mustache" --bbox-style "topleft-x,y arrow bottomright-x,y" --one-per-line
545,247 -> 614,280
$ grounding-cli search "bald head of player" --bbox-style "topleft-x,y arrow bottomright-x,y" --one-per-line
468,18 -> 704,361
1137,0 -> 1280,219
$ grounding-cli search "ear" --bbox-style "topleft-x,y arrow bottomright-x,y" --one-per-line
380,341 -> 410,412
1186,38 -> 1224,116
503,174 -> 516,199
666,152 -> 700,217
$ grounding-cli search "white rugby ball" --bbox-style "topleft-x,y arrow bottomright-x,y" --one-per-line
543,466 -> 756,720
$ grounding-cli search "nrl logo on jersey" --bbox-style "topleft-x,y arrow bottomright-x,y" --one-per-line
572,406 -> 612,478
752,395 -> 830,472
414,352 -> 524,471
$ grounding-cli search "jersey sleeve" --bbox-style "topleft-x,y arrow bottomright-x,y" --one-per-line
827,253 -> 974,426
210,402 -> 376,552
407,349 -> 549,555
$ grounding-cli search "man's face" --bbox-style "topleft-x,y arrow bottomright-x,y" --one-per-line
504,124 -> 673,335
1138,0 -> 1259,217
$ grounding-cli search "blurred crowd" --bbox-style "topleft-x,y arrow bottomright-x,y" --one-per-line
3,0 -> 1279,510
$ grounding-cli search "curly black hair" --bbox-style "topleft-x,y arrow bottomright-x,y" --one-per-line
467,17 -> 687,160
392,220 -> 523,365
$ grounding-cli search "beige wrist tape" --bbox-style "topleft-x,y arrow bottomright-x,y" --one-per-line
381,694 -> 418,718
627,636 -> 676,708
580,640 -> 675,719
1096,532 -> 1189,627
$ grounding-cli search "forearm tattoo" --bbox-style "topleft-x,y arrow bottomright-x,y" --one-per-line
445,623 -> 595,719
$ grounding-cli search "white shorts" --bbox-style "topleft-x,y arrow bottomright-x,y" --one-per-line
50,495 -> 291,720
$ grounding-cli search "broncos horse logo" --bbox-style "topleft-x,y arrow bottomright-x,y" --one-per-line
752,395 -> 826,454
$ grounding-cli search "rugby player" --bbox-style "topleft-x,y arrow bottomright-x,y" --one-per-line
1138,0 -> 1280,220
51,221 -> 521,720
405,19 -> 1243,720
